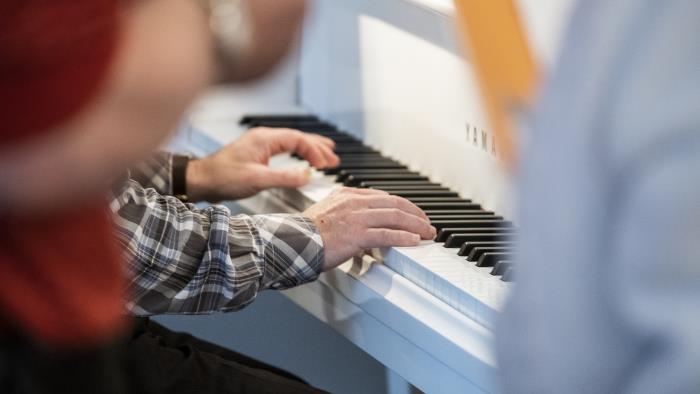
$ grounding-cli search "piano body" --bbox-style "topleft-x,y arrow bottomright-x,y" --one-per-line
181,1 -> 573,392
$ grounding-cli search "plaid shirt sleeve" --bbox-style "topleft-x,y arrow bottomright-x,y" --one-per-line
109,176 -> 325,316
127,151 -> 176,195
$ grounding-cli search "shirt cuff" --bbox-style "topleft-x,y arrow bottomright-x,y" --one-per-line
251,214 -> 325,290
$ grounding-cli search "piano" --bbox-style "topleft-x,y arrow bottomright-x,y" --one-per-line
239,114 -> 516,329
178,0 -> 574,392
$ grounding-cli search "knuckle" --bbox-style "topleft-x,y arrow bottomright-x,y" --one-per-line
390,208 -> 404,221
337,195 -> 355,209
377,229 -> 392,243
390,195 -> 404,208
249,128 -> 264,137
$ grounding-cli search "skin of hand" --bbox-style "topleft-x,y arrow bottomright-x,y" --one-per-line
303,187 -> 438,271
186,127 -> 340,202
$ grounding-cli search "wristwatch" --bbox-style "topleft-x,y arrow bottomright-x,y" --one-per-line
172,154 -> 191,202
206,0 -> 252,67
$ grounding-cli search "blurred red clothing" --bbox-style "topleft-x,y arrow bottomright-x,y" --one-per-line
0,1 -> 126,347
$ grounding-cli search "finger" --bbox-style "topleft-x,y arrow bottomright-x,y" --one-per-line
359,229 -> 421,249
295,133 -> 338,168
360,195 -> 428,220
361,209 -> 435,239
303,135 -> 339,168
334,186 -> 388,196
264,129 -> 331,168
310,134 -> 336,149
297,141 -> 329,168
316,143 -> 340,168
254,167 -> 310,189
262,128 -> 318,155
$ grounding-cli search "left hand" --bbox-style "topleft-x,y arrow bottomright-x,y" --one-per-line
186,127 -> 339,202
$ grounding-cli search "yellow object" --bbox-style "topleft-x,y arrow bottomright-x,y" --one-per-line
453,0 -> 539,167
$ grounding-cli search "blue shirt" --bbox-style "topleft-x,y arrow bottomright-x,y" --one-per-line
496,0 -> 700,392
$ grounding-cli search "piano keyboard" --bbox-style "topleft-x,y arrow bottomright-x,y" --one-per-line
241,114 -> 514,329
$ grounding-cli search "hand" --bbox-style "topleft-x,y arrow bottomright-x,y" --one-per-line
186,127 -> 340,201
303,187 -> 437,271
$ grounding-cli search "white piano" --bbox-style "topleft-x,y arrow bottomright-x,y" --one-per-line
177,1 -> 573,392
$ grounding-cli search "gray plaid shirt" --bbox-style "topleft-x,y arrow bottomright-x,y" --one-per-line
109,152 -> 324,316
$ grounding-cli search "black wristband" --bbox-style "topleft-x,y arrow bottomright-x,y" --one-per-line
172,154 -> 190,202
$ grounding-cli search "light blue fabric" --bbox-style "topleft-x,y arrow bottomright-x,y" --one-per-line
496,0 -> 700,392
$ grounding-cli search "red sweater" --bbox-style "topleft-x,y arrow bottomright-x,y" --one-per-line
0,1 -> 126,347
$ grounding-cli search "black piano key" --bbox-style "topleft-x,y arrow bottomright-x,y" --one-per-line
430,220 -> 513,232
444,233 -> 514,248
337,153 -> 388,160
370,186 -> 451,192
360,181 -> 442,188
337,167 -> 413,173
382,190 -> 460,198
299,129 -> 346,136
344,174 -> 429,187
428,210 -> 493,216
468,246 -> 513,262
424,210 -> 495,216
332,141 -> 369,148
333,146 -> 379,154
336,154 -> 398,163
476,252 -> 516,267
407,197 -> 471,204
248,120 -> 337,131
436,227 -> 516,242
309,136 -> 362,145
239,114 -> 319,125
501,267 -> 516,282
458,241 -> 515,256
491,261 -> 514,276
416,202 -> 482,211
254,123 -> 338,133
428,214 -> 499,221
325,136 -> 363,144
336,158 -> 401,165
324,163 -> 407,175
337,169 -> 419,182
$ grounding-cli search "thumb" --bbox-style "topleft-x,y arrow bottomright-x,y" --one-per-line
256,167 -> 311,189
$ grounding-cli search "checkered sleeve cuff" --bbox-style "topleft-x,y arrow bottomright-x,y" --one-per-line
250,214 -> 325,290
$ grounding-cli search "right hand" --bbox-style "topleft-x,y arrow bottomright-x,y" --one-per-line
303,187 -> 437,271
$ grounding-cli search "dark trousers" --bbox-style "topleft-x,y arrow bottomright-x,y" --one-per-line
125,318 -> 328,394
0,319 -> 328,394
0,334 -> 129,394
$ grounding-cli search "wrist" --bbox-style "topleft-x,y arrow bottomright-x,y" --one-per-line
184,158 -> 211,202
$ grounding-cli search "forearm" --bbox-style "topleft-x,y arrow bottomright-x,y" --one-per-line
110,179 -> 323,315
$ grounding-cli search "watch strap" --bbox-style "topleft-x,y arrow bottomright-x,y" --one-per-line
172,154 -> 190,202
